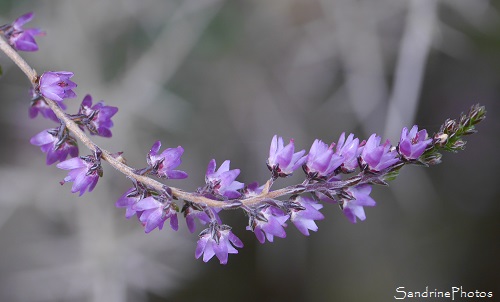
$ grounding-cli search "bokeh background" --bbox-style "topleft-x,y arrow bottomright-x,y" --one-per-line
0,0 -> 499,301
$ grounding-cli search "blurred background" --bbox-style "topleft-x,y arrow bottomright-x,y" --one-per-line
0,0 -> 499,301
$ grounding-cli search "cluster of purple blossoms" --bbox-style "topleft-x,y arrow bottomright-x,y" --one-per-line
29,89 -> 118,195
79,126 -> 435,263
193,129 -> 434,262
5,13 -> 119,198
3,12 -> 484,265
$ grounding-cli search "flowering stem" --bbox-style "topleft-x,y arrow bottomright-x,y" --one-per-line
0,36 -> 218,206
0,35 -> 321,209
0,33 -> 486,213
1,12 -> 488,265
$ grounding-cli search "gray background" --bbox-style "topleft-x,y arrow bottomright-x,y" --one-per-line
0,0 -> 499,301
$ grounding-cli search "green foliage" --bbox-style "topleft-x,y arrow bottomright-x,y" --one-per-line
421,104 -> 486,165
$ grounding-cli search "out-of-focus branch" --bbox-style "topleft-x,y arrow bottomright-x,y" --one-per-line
384,0 -> 438,139
110,0 -> 226,112
321,0 -> 389,134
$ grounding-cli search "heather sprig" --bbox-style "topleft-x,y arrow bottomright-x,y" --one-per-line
0,12 -> 487,265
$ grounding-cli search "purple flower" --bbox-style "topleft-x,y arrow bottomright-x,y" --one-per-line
78,94 -> 118,137
341,184 -> 376,223
195,224 -> 243,265
398,125 -> 432,160
359,134 -> 399,172
38,71 -> 77,102
29,88 -> 65,122
182,202 -> 222,233
290,196 -> 324,236
1,12 -> 45,51
115,187 -> 147,219
57,155 -> 102,196
30,128 -> 78,165
204,159 -> 244,199
335,133 -> 361,173
146,141 -> 188,179
304,139 -> 343,179
132,196 -> 178,233
247,206 -> 289,243
267,135 -> 307,178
